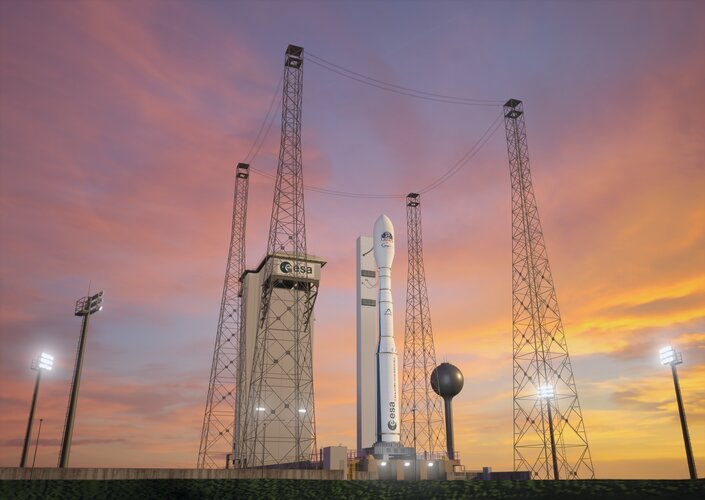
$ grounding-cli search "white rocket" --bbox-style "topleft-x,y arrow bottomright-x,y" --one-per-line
373,214 -> 400,443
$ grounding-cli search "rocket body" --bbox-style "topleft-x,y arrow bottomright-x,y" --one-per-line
373,214 -> 400,443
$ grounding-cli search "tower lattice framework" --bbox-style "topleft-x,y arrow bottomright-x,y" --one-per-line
504,99 -> 594,480
401,193 -> 445,457
198,162 -> 250,468
241,45 -> 319,468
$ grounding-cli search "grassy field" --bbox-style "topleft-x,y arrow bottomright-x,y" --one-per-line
1,479 -> 704,499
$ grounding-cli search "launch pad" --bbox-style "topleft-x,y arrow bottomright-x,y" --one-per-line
364,441 -> 415,461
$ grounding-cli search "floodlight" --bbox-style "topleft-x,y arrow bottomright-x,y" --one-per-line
298,408 -> 306,413
380,461 -> 387,467
74,290 -> 104,317
256,407 -> 266,412
538,385 -> 554,399
404,461 -> 411,467
428,462 -> 434,467
33,353 -> 54,372
660,346 -> 682,366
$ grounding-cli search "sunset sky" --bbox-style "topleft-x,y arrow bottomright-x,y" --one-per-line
1,0 -> 704,479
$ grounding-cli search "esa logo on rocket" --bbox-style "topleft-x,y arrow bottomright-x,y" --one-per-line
388,401 -> 397,430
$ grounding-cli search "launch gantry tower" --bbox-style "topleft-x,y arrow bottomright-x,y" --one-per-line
198,162 -> 250,469
241,45 -> 319,468
504,99 -> 594,480
401,193 -> 446,457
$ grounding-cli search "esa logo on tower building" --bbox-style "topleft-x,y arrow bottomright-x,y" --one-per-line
279,261 -> 313,274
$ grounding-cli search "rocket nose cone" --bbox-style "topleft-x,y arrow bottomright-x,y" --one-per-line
374,214 -> 393,235
373,214 -> 395,267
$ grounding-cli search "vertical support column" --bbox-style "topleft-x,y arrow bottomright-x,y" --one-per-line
243,44 -> 319,468
443,398 -> 454,460
401,193 -> 445,457
198,162 -> 249,469
504,98 -> 594,479
267,44 -> 306,257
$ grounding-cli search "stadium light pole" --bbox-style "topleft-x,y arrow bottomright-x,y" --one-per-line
538,385 -> 559,480
660,346 -> 697,480
20,353 -> 53,467
30,418 -> 44,480
59,290 -> 103,468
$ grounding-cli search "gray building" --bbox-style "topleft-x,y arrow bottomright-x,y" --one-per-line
356,236 -> 377,453
234,252 -> 325,467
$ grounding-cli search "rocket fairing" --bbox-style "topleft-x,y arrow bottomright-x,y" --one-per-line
373,214 -> 400,443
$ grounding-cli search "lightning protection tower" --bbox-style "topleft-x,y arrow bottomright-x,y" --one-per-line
240,44 -> 321,469
400,193 -> 445,457
504,99 -> 594,480
198,162 -> 250,469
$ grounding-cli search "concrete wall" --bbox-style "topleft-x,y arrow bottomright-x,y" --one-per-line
235,266 -> 263,462
0,468 -> 344,481
352,470 -> 377,480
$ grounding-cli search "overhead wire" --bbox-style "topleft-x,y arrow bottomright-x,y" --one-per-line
306,51 -> 504,107
249,113 -> 502,199
245,94 -> 282,165
242,50 -> 505,198
417,112 -> 504,194
243,76 -> 283,164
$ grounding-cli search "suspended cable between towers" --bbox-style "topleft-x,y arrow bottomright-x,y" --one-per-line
248,116 -> 502,199
243,76 -> 283,164
243,48 -> 505,199
417,112 -> 503,194
306,52 -> 504,106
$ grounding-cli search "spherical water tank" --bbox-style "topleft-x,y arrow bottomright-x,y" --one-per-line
430,362 -> 464,399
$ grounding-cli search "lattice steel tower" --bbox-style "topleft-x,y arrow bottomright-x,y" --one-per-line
198,162 -> 250,468
400,193 -> 445,457
241,45 -> 320,468
504,99 -> 594,480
